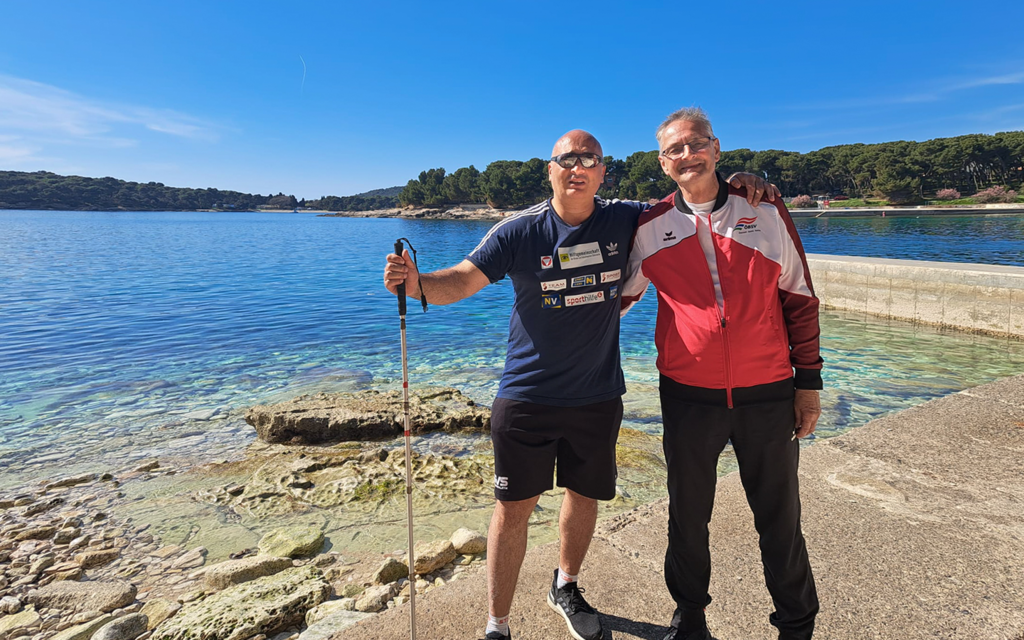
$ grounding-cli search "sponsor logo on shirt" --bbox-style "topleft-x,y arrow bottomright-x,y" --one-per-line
565,291 -> 605,307
557,242 -> 603,268
494,476 -> 508,491
734,216 -> 759,233
571,274 -> 595,288
609,285 -> 619,299
541,294 -> 562,309
540,255 -> 553,269
605,242 -> 619,256
541,279 -> 566,291
663,231 -> 677,242
600,269 -> 620,283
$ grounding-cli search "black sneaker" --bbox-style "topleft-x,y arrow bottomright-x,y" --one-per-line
663,625 -> 712,640
547,569 -> 604,640
481,628 -> 511,640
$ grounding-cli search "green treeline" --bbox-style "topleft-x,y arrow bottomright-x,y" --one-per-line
3,131 -> 1021,212
0,171 -> 288,211
398,162 -> 553,209
306,188 -> 401,211
399,131 -> 1024,207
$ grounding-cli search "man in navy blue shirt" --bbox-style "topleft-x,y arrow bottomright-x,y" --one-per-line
384,130 -> 770,640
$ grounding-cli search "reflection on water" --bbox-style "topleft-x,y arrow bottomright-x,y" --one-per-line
0,211 -> 1022,493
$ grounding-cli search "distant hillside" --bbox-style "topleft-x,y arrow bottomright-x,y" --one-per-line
352,185 -> 403,198
0,171 -> 283,211
306,185 -> 402,211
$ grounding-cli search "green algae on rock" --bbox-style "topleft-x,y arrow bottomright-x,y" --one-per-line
151,565 -> 331,640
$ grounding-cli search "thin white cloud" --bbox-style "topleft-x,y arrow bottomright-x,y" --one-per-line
0,74 -> 219,144
784,67 -> 1024,113
951,71 -> 1024,91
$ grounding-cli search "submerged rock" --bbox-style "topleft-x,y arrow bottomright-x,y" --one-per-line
257,527 -> 324,558
207,443 -> 494,520
151,565 -> 330,640
245,387 -> 489,445
204,556 -> 293,590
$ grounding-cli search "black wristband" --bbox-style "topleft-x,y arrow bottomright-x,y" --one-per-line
794,368 -> 823,390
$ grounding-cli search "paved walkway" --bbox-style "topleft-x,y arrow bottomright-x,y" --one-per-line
333,374 -> 1024,640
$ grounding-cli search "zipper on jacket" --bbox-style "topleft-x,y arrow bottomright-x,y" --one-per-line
695,214 -> 734,408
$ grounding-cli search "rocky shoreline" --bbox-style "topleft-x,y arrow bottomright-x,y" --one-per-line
0,386 -> 671,639
316,205 -> 513,221
0,463 -> 492,639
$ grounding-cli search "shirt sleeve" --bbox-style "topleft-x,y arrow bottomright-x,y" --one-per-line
619,215 -> 651,317
466,217 -> 518,284
773,201 -> 824,389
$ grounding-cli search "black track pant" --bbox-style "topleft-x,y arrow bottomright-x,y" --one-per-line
660,376 -> 818,638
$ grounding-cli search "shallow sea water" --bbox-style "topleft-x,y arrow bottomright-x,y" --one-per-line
0,211 -> 1022,494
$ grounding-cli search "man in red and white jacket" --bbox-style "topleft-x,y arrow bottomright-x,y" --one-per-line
621,108 -> 822,640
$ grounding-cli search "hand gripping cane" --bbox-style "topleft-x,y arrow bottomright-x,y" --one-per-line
395,238 -> 426,640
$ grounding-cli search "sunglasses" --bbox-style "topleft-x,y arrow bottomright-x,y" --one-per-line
551,153 -> 603,169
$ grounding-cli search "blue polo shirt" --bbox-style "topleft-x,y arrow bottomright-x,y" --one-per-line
467,197 -> 647,407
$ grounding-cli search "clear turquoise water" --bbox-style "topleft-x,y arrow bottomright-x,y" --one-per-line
0,210 -> 1022,489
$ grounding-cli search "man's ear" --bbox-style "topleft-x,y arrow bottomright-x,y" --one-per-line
658,154 -> 671,176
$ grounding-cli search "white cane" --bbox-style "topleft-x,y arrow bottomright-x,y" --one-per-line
394,238 -> 421,640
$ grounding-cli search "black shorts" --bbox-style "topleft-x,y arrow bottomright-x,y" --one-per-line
490,396 -> 623,502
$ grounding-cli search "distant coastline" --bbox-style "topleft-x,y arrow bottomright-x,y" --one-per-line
316,203 -> 1024,221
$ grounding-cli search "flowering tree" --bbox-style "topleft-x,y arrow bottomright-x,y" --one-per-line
790,194 -> 815,208
935,188 -> 961,200
972,186 -> 1018,203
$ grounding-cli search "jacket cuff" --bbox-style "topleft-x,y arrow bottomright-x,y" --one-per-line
794,368 -> 823,390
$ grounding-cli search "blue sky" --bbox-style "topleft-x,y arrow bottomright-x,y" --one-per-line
1,1 -> 1022,199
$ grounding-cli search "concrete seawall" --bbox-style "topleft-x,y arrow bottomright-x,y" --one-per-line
808,254 -> 1024,338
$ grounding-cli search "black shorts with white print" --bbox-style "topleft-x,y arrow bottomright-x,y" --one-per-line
489,396 -> 623,502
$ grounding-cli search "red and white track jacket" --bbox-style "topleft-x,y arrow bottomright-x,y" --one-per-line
621,174 -> 823,405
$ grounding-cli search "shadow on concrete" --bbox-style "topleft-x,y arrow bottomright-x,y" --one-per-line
601,613 -> 671,639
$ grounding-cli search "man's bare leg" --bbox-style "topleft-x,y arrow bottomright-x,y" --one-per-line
558,488 -> 598,575
487,494 -> 541,618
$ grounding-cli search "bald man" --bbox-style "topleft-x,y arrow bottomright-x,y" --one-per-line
385,131 -> 771,640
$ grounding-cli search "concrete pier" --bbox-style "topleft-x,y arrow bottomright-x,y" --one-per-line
808,254 -> 1024,339
331,374 -> 1024,640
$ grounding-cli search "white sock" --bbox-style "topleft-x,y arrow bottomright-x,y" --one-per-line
556,568 -> 578,589
486,614 -> 509,636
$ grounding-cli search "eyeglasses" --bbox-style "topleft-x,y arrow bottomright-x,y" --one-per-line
551,153 -> 603,169
660,137 -> 716,160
